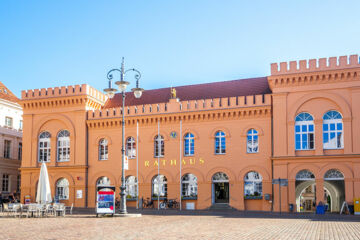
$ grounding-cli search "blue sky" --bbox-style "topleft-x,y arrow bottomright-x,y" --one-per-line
1,0 -> 359,97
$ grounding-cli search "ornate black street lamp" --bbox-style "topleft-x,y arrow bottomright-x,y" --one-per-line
104,58 -> 144,214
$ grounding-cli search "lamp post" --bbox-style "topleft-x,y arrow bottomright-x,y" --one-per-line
104,57 -> 144,214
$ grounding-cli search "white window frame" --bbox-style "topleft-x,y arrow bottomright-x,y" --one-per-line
2,174 -> 9,192
57,130 -> 70,162
152,175 -> 167,197
38,132 -> 51,163
126,137 -> 136,159
4,140 -> 11,159
215,131 -> 226,154
323,111 -> 343,149
125,176 -> 138,198
56,178 -> 69,200
181,174 -> 198,198
184,133 -> 195,156
154,135 -> 164,158
99,139 -> 108,160
295,113 -> 315,150
97,177 -> 111,186
247,129 -> 259,153
244,171 -> 263,197
5,116 -> 13,128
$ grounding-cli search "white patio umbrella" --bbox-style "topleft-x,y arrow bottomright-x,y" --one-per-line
36,162 -> 52,204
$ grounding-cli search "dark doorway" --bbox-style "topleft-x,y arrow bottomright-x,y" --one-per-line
214,182 -> 229,203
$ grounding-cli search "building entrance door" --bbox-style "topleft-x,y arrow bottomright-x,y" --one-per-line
212,172 -> 229,204
214,182 -> 229,203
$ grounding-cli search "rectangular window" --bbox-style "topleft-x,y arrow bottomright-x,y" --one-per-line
18,143 -> 22,160
19,120 -> 23,130
2,174 -> 9,192
17,175 -> 20,192
5,117 -> 13,128
4,140 -> 11,158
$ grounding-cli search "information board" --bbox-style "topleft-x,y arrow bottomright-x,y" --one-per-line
96,186 -> 115,215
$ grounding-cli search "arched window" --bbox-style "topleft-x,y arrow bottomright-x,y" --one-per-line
125,176 -> 137,198
184,133 -> 195,156
215,131 -> 226,154
154,135 -> 164,157
295,170 -> 315,181
295,113 -> 314,150
244,171 -> 262,197
182,174 -> 198,198
212,172 -> 229,182
323,111 -> 343,149
99,139 -> 108,160
97,176 -> 111,186
152,175 -> 167,197
247,129 -> 259,153
38,131 -> 51,162
56,178 -> 69,200
57,130 -> 70,162
126,137 -> 136,159
324,169 -> 344,180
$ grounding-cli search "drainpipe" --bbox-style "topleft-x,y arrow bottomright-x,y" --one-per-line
271,95 -> 274,212
85,114 -> 89,208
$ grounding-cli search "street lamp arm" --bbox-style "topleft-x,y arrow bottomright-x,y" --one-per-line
125,68 -> 141,87
107,69 -> 122,81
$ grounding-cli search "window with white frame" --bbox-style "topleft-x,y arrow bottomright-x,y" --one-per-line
126,137 -> 136,159
154,135 -> 164,157
215,131 -> 226,154
295,113 -> 315,150
18,142 -> 22,160
2,174 -> 9,192
97,176 -> 111,186
5,117 -> 12,128
125,176 -> 137,198
56,178 -> 69,200
247,129 -> 259,153
4,140 -> 11,158
38,132 -> 51,162
152,175 -> 167,197
184,133 -> 195,156
181,173 -> 198,198
99,139 -> 108,160
244,171 -> 262,197
19,120 -> 23,131
57,130 -> 70,162
323,111 -> 343,149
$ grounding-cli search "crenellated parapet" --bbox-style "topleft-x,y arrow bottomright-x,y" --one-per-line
86,94 -> 272,127
21,84 -> 107,110
271,55 -> 360,76
268,55 -> 360,91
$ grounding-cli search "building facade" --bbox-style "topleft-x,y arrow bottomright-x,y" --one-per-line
20,54 -> 360,212
0,82 -> 22,197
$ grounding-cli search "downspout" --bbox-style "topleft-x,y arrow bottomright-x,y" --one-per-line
85,113 -> 89,208
271,94 -> 274,212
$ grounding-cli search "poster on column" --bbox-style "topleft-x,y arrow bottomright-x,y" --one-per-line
96,186 -> 115,215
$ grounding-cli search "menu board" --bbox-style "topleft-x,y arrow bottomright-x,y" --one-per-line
96,186 -> 115,215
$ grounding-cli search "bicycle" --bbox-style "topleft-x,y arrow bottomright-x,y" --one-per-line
142,198 -> 154,209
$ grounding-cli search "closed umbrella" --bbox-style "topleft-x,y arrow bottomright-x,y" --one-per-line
36,163 -> 52,204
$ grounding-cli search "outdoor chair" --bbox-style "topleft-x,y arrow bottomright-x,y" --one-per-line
2,203 -> 10,216
27,204 -> 40,218
38,204 -> 51,217
53,203 -> 65,217
66,203 -> 73,215
9,204 -> 21,217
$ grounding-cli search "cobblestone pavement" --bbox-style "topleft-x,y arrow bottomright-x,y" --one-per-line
1,211 -> 360,240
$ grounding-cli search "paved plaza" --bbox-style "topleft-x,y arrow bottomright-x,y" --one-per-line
0,210 -> 360,240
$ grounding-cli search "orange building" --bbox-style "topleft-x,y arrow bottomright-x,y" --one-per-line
19,54 -> 360,212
